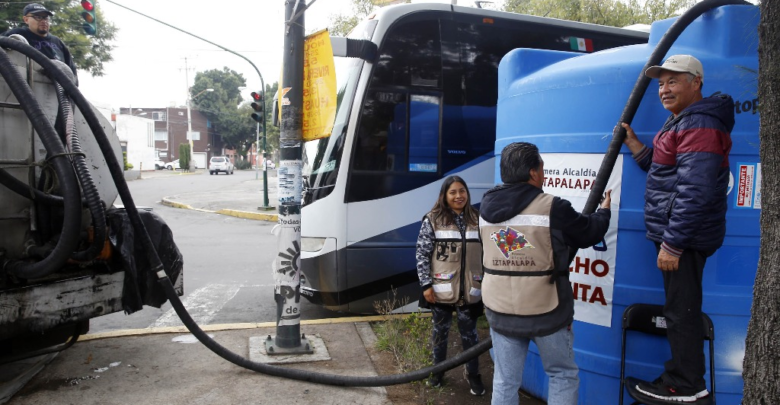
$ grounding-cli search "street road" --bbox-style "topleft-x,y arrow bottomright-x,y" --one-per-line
89,169 -> 346,334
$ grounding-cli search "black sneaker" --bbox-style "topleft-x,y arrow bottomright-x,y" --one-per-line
426,373 -> 443,388
635,379 -> 702,403
464,370 -> 486,396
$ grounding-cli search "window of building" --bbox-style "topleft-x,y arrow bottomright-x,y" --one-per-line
154,130 -> 167,141
152,111 -> 166,121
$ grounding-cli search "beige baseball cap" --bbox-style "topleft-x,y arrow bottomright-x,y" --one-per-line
645,55 -> 704,79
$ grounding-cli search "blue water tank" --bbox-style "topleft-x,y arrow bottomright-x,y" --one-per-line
495,5 -> 759,404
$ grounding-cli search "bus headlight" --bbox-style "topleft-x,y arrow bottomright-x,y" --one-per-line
301,237 -> 327,252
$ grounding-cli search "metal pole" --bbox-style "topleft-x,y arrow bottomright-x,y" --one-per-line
266,0 -> 309,354
105,0 -> 271,205
185,57 -> 194,171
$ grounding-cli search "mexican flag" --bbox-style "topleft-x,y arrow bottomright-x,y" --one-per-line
570,37 -> 594,52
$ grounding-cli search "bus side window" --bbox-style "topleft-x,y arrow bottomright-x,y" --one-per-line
354,91 -> 407,172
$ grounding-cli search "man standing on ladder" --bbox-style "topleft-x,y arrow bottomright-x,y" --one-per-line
622,55 -> 734,403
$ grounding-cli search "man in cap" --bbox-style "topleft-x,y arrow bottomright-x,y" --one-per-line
3,3 -> 78,79
622,55 -> 734,402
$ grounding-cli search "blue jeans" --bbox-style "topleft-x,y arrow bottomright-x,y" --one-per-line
491,327 -> 579,405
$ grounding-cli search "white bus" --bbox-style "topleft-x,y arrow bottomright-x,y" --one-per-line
300,3 -> 648,313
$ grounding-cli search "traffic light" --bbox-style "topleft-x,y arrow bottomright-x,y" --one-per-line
81,1 -> 97,36
250,91 -> 264,123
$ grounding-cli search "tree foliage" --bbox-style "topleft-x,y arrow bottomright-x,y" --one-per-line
743,0 -> 780,402
503,0 -> 694,26
0,0 -> 117,76
329,0 -> 407,36
190,69 -> 282,162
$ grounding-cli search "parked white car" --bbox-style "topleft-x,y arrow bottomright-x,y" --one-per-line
165,159 -> 180,170
154,159 -> 165,170
209,156 -> 234,175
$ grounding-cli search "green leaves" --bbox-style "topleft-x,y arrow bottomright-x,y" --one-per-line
504,0 -> 694,27
1,0 -> 117,76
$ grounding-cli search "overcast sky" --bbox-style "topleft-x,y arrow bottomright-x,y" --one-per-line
79,0 -> 488,112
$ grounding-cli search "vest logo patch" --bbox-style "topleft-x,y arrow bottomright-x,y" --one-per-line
490,227 -> 534,258
434,273 -> 454,280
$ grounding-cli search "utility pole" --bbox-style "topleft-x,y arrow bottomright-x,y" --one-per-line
266,0 -> 310,355
184,57 -> 194,171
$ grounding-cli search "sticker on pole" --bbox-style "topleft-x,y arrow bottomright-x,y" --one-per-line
303,29 -> 337,142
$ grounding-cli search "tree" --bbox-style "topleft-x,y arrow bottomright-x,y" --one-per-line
329,0 -> 407,36
742,1 -> 780,403
0,0 -> 117,76
503,0 -> 693,27
190,67 -> 254,161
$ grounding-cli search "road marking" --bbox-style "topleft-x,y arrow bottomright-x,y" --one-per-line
151,284 -> 241,328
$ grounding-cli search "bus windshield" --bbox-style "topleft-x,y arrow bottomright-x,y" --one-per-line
302,20 -> 377,204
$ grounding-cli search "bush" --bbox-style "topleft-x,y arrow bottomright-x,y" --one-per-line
372,289 -> 443,403
123,151 -> 133,171
179,143 -> 191,171
235,159 -> 251,170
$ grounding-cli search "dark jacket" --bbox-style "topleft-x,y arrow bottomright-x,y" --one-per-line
632,94 -> 734,256
3,27 -> 78,80
480,182 -> 610,337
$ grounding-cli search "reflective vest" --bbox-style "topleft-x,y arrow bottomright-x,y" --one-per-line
427,213 -> 483,305
479,193 -> 559,316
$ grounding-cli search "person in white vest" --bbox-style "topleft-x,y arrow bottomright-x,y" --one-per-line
415,175 -> 485,395
479,142 -> 612,405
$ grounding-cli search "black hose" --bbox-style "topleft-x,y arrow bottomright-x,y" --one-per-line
54,83 -> 107,262
0,37 -> 160,275
0,168 -> 65,205
0,46 -> 82,279
569,0 -> 752,264
0,36 -> 494,387
0,0 -> 749,387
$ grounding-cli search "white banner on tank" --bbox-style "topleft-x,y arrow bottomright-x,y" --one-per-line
541,153 -> 623,328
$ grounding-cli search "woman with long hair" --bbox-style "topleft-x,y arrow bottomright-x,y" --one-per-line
415,175 -> 485,395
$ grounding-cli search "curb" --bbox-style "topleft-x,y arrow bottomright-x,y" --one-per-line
160,198 -> 278,222
81,314 -> 427,341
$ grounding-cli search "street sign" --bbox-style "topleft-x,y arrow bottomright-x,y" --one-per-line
302,29 -> 337,142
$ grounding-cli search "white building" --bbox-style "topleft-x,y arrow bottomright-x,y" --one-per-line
114,115 -> 155,171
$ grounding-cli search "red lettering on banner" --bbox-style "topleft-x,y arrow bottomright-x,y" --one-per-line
571,282 -> 608,306
569,256 -> 610,277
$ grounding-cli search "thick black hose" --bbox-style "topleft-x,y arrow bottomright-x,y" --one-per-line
0,168 -> 65,205
0,47 -> 82,279
569,0 -> 752,263
54,83 -> 107,262
0,37 -> 161,276
2,0 -> 751,388
161,278 -> 491,386
1,36 -> 494,386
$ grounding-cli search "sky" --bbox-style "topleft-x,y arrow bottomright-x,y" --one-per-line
79,0 -> 494,112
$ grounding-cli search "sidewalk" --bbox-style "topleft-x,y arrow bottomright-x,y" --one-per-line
4,319 -> 392,405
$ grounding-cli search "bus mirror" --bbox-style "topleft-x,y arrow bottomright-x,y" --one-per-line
330,37 -> 377,62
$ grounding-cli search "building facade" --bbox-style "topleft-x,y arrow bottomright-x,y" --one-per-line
118,107 -> 224,168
